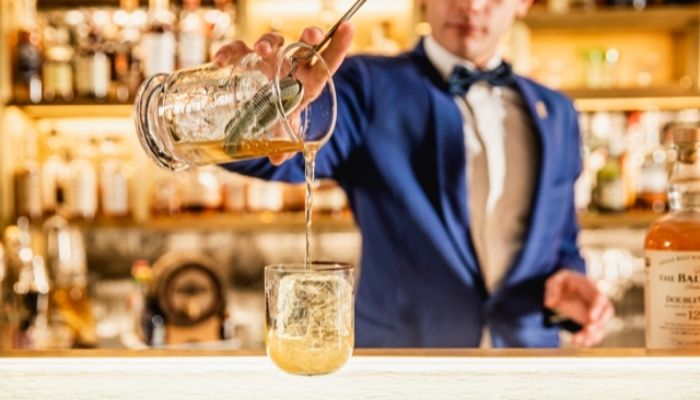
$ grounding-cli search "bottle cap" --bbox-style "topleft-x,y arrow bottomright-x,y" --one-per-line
673,126 -> 700,145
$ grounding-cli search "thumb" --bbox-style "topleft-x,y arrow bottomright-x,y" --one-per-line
544,271 -> 567,309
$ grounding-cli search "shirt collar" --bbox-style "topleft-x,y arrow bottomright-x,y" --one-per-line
423,35 -> 502,83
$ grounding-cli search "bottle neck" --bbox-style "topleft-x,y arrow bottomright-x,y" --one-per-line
669,145 -> 700,212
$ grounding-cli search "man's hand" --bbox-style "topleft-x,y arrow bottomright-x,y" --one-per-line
544,269 -> 614,347
213,23 -> 354,165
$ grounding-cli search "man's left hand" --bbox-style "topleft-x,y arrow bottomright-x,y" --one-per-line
544,269 -> 614,347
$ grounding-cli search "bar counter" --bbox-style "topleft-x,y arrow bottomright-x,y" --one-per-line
1,349 -> 699,399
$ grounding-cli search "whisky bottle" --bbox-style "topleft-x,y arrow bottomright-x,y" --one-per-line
142,0 -> 176,77
177,0 -> 207,69
644,126 -> 700,349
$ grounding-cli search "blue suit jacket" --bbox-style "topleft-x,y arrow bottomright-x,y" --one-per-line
223,42 -> 585,348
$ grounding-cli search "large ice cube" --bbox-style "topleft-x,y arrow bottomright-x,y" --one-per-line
275,274 -> 353,343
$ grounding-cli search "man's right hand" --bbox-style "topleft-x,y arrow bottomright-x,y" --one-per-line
213,23 -> 354,166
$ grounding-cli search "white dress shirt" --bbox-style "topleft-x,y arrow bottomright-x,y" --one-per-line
424,36 -> 540,345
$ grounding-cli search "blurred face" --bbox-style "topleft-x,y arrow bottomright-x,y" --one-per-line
421,0 -> 532,67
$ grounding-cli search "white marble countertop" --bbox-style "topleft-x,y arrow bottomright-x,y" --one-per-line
1,350 -> 699,399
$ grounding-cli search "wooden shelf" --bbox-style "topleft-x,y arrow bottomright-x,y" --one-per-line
8,103 -> 133,119
75,212 -> 357,232
523,5 -> 700,31
60,211 -> 661,231
577,211 -> 662,229
566,88 -> 700,111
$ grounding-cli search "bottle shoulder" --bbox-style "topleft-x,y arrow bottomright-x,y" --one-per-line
645,212 -> 700,251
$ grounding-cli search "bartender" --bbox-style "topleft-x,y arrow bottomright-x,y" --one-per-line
216,0 -> 613,347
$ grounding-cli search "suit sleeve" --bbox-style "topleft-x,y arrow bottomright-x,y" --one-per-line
556,104 -> 586,274
218,57 -> 371,183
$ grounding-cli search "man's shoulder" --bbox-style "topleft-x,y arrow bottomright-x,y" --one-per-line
340,53 -> 417,77
516,75 -> 575,113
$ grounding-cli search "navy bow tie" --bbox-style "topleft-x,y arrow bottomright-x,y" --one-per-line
448,62 -> 515,96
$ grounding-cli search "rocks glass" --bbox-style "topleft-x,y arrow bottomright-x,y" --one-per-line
265,262 -> 354,375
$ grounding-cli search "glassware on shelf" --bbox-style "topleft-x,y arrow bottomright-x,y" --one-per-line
265,262 -> 354,376
134,40 -> 337,171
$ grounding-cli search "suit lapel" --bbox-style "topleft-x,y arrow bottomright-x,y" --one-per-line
409,43 -> 483,287
493,76 -> 552,295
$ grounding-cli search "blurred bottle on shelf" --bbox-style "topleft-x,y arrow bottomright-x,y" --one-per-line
142,0 -> 176,77
151,172 -> 183,216
42,22 -> 74,102
207,0 -> 237,59
636,147 -> 669,212
594,139 -> 635,212
584,47 -> 620,89
43,216 -> 97,348
64,142 -> 98,221
247,179 -> 284,212
13,134 -> 43,221
182,167 -> 223,213
99,136 -> 133,218
75,29 -> 111,101
0,243 -> 17,350
222,173 -> 248,213
12,0 -> 43,103
41,130 -> 69,216
10,218 -> 50,349
178,0 -> 207,69
313,181 -> 348,215
114,0 -> 147,101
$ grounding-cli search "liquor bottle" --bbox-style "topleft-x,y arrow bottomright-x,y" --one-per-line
64,146 -> 98,221
644,126 -> 700,349
12,0 -> 42,103
207,0 -> 237,59
178,0 -> 207,69
594,140 -> 633,212
41,130 -> 69,216
12,218 -> 50,349
114,0 -> 146,101
99,137 -> 132,218
0,242 -> 16,349
44,216 -> 97,348
42,25 -> 74,102
142,0 -> 176,77
13,159 -> 43,221
75,30 -> 111,101
636,147 -> 669,212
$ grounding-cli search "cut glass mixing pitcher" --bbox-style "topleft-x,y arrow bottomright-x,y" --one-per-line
134,42 -> 336,171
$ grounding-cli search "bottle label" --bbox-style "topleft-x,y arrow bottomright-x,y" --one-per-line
144,32 -> 176,77
645,250 -> 700,348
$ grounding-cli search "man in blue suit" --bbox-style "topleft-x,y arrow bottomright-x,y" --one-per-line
215,0 -> 613,347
